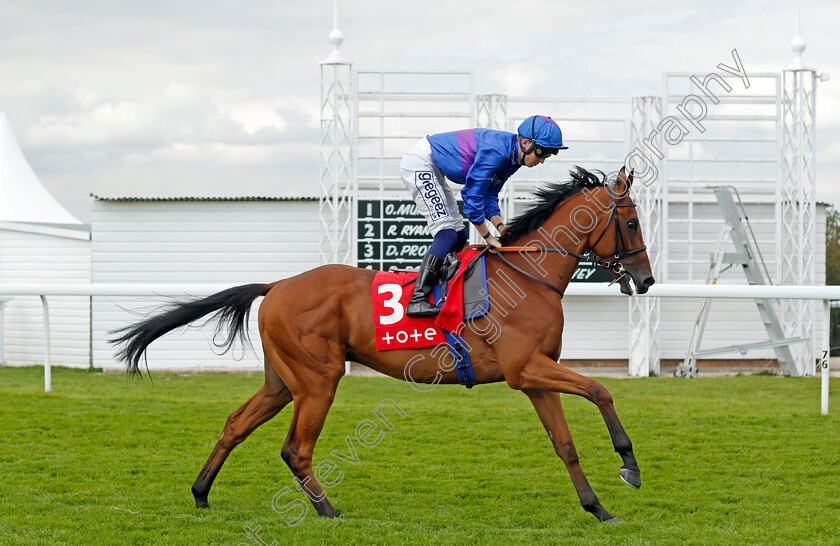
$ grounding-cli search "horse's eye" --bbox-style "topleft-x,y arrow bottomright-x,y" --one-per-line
627,220 -> 638,231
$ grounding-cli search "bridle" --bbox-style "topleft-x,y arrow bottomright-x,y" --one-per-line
490,180 -> 647,298
588,181 -> 648,267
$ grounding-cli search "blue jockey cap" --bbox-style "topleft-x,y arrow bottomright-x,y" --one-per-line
518,115 -> 568,150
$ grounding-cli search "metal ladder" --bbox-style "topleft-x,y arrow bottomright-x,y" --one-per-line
674,186 -> 810,378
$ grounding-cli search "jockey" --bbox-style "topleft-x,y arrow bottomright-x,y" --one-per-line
401,115 -> 568,317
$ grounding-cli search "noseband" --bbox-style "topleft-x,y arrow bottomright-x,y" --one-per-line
490,183 -> 647,298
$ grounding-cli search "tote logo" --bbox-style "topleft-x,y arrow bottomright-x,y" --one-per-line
414,172 -> 448,220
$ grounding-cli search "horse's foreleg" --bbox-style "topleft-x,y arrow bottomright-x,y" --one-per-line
192,359 -> 293,508
511,354 -> 640,490
523,389 -> 617,523
280,389 -> 342,519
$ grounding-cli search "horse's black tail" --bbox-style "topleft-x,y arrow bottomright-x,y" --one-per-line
110,283 -> 275,377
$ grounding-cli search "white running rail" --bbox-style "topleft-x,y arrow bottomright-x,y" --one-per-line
0,283 -> 837,415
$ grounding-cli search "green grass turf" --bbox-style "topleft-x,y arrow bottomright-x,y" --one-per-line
1,366 -> 838,545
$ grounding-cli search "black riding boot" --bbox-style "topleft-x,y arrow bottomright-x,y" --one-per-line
406,254 -> 442,317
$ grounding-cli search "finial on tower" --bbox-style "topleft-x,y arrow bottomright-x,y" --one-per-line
324,0 -> 346,64
790,8 -> 806,69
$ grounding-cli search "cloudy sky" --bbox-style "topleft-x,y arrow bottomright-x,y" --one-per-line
1,0 -> 838,222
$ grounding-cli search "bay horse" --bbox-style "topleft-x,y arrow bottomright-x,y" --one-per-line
112,166 -> 655,523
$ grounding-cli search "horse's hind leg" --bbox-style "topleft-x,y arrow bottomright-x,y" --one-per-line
280,386 -> 343,518
523,389 -> 617,523
191,357 -> 292,508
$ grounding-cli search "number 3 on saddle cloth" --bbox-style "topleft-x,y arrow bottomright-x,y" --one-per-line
370,248 -> 489,388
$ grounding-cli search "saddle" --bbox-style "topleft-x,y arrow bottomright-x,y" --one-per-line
431,250 -> 489,320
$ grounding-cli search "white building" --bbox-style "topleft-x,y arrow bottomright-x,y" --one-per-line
90,196 -> 319,370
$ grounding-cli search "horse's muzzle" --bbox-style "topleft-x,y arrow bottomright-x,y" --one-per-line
636,276 -> 655,295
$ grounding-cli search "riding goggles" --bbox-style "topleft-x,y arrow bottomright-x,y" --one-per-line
534,146 -> 559,158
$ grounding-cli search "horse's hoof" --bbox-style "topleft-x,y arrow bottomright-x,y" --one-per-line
603,517 -> 621,524
195,497 -> 210,509
316,505 -> 342,518
619,467 -> 641,489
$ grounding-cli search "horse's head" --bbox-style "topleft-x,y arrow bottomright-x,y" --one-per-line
499,166 -> 655,296
587,167 -> 655,295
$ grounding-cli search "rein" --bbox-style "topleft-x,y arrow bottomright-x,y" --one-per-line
469,184 -> 647,298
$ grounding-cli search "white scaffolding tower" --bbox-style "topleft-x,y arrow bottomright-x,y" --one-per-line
627,97 -> 666,377
778,13 -> 827,375
319,2 -> 354,266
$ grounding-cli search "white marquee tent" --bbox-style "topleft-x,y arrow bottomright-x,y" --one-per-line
0,112 -> 91,367
0,113 -> 81,225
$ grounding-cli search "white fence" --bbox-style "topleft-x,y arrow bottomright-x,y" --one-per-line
0,282 -> 836,416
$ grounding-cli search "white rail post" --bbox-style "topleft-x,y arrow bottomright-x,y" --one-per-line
40,295 -> 51,393
821,299 -> 830,415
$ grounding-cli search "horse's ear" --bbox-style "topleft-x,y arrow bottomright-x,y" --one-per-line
614,166 -> 633,198
617,166 -> 634,191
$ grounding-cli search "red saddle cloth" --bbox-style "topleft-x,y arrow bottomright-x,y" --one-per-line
372,271 -> 445,351
370,248 -> 483,351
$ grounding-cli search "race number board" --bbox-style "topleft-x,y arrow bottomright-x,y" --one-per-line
357,199 -> 453,271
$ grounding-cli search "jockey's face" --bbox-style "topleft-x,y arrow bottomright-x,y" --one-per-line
520,139 -> 546,168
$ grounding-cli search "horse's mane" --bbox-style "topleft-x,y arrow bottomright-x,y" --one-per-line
499,166 -> 609,245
